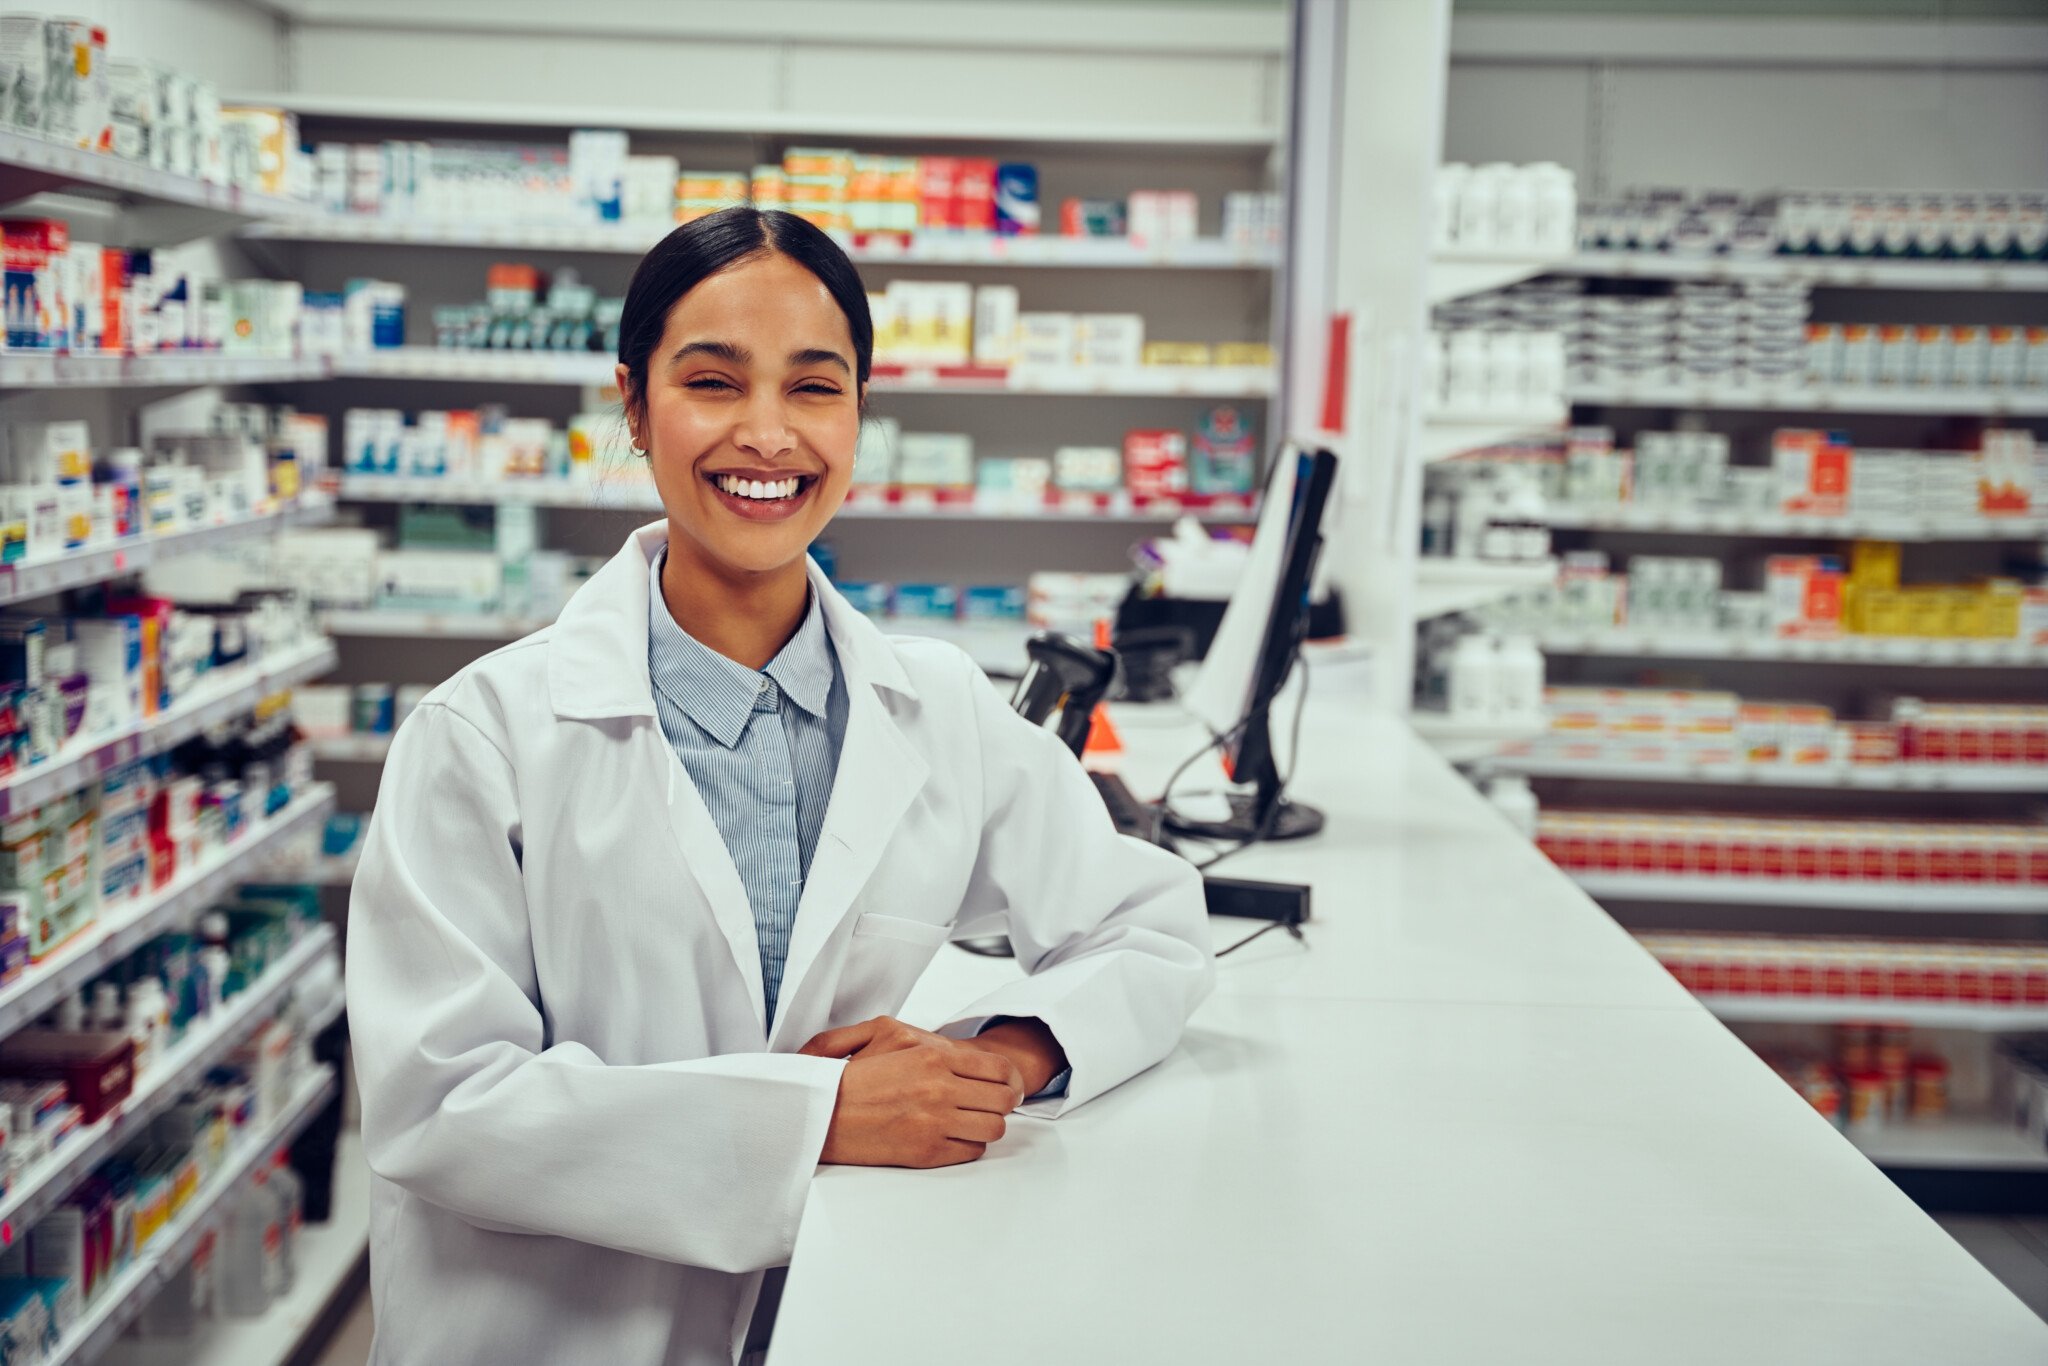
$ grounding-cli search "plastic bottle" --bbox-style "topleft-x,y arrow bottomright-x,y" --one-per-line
1453,468 -> 1493,560
220,1180 -> 272,1318
1486,331 -> 1530,411
1494,166 -> 1534,251
1447,634 -> 1498,721
92,983 -> 124,1033
1529,163 -> 1578,254
1496,635 -> 1546,722
269,1153 -> 303,1295
1485,775 -> 1540,838
55,992 -> 86,1033
1421,490 -> 1452,557
1457,165 -> 1500,250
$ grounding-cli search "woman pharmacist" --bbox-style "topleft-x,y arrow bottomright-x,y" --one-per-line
345,206 -> 1213,1366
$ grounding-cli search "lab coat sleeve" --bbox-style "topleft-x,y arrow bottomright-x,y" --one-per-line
347,701 -> 845,1275
934,661 -> 1215,1116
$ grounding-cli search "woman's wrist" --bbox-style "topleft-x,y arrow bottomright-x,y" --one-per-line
967,1018 -> 1066,1098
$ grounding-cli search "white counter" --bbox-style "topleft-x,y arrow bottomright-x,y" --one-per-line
769,703 -> 2048,1364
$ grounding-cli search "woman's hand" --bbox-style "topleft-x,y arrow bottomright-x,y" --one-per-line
801,1017 -> 1025,1168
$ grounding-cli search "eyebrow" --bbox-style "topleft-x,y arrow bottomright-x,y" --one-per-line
789,348 -> 852,376
667,341 -> 851,378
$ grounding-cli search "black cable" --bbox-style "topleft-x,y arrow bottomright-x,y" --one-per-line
1188,650 -> 1314,874
1215,919 -> 1306,958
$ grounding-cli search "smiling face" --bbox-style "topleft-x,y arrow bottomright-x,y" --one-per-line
621,250 -> 862,582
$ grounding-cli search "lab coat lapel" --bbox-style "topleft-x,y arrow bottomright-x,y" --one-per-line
767,665 -> 929,1052
650,728 -> 769,1037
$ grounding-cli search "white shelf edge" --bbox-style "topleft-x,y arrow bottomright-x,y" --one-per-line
0,355 -> 330,390
1551,251 -> 2048,293
0,637 -> 338,818
1699,994 -> 2048,1030
0,784 -> 336,1042
1571,381 -> 2048,418
0,926 -> 338,1247
223,92 -> 1281,148
1489,755 -> 2048,793
1544,505 -> 2048,543
319,610 -> 552,640
1848,1110 -> 2048,1172
1420,406 -> 1568,463
103,1131 -> 370,1366
1412,557 -> 1558,621
0,501 -> 336,608
46,1068 -> 338,1366
1408,712 -> 1546,764
1534,631 -> 2048,668
0,127 -> 310,222
1571,870 -> 2048,913
308,734 -> 393,763
1429,249 -> 1574,305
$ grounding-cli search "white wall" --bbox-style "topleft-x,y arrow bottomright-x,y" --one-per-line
1444,13 -> 2048,194
274,0 -> 1288,137
15,0 -> 284,90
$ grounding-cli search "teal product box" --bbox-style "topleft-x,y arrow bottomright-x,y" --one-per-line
961,585 -> 1026,622
833,582 -> 893,618
1190,404 -> 1260,495
891,584 -> 959,621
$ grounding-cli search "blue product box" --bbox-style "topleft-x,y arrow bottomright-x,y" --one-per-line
834,582 -> 893,618
891,584 -> 960,621
808,540 -> 837,582
995,163 -> 1040,236
960,585 -> 1026,622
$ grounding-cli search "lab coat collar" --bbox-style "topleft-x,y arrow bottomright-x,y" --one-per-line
548,520 -> 919,723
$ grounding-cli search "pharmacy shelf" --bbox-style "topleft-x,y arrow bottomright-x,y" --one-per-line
0,926 -> 338,1256
45,1067 -> 338,1366
0,499 -> 335,607
1699,995 -> 2048,1031
0,354 -> 330,390
105,1131 -> 371,1366
1553,252 -> 2048,293
0,637 -> 338,818
1421,406 -> 1568,463
332,348 -> 1277,398
1544,504 -> 2048,543
1412,557 -> 1557,620
1850,1111 -> 2048,1173
226,91 -> 1281,150
1571,380 -> 2048,418
0,784 -> 335,1043
1571,870 -> 2048,913
306,848 -> 362,889
247,217 -> 1280,268
1407,711 -> 1546,764
1535,630 -> 2048,668
0,127 -> 310,224
1488,754 -> 2048,793
333,475 -> 1258,522
319,609 -> 552,640
309,734 -> 393,763
1430,248 -> 1574,305
885,619 -> 1037,677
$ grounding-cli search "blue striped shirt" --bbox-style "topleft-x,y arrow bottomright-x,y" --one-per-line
647,550 -> 847,1029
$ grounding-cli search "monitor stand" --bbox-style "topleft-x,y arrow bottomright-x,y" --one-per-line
1162,792 -> 1325,843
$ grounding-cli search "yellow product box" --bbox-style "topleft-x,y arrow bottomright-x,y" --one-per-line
1981,580 -> 2023,639
1951,591 -> 1991,639
678,172 -> 748,200
749,166 -> 787,204
1848,540 -> 1901,591
783,147 -> 855,179
1900,588 -> 1950,639
1214,342 -> 1275,367
1858,587 -> 1910,636
1142,342 -> 1213,366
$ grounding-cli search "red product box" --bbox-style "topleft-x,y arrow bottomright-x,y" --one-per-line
1921,726 -> 1955,763
1758,839 -> 1789,879
1955,842 -> 1988,882
1792,845 -> 1823,880
1121,429 -> 1188,501
1892,840 -> 1926,882
2024,729 -> 2048,764
1993,844 -> 2024,884
1755,958 -> 1784,995
1955,967 -> 1987,1003
1723,960 -> 1753,995
2024,968 -> 2048,1005
1656,836 -> 1689,875
2028,844 -> 2048,884
1990,964 -> 2021,1004
1926,841 -> 1956,883
1955,728 -> 1987,764
1693,960 -> 1723,994
1824,845 -> 1857,880
0,1031 -> 134,1124
954,159 -> 997,234
1627,833 -> 1657,872
1853,963 -> 1887,998
918,157 -> 959,230
1820,962 -> 1852,997
1787,960 -> 1817,995
100,247 -> 127,354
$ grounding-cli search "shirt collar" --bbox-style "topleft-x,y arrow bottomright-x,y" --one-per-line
646,549 -> 835,749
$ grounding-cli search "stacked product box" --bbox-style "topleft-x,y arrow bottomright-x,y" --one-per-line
1637,931 -> 2048,1007
1575,187 -> 2048,262
1537,809 -> 2048,884
1807,321 -> 2047,388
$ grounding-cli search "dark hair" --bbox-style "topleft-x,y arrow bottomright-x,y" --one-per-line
617,206 -> 873,423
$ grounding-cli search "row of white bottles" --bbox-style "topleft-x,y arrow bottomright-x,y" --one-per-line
1421,463 -> 1551,563
1424,329 -> 1568,413
1445,632 -> 1545,724
1435,162 -> 1579,256
134,1152 -> 304,1337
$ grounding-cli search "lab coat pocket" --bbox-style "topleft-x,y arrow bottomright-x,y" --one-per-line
838,912 -> 954,1016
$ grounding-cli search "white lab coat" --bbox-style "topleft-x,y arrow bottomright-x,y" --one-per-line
346,521 -> 1213,1366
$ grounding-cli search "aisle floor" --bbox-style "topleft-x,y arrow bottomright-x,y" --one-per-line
304,1220 -> 2048,1364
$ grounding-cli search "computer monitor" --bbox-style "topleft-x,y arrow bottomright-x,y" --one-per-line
1165,444 -> 1339,844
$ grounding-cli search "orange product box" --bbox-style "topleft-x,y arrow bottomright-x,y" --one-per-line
1773,428 -> 1853,516
917,158 -> 959,230
953,159 -> 998,234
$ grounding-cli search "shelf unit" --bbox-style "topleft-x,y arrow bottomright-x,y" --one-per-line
1571,380 -> 2048,418
1407,711 -> 1546,764
1429,248 -> 1573,305
1569,870 -> 2048,913
1849,1111 -> 2048,1174
308,734 -> 393,764
1534,631 -> 2048,667
0,637 -> 336,818
44,1067 -> 339,1366
103,1131 -> 371,1366
246,217 -> 1279,269
0,926 -> 338,1254
1413,557 -> 1557,621
0,127 -> 310,221
1488,755 -> 2048,793
0,784 -> 334,1041
0,354 -> 330,390
0,501 -> 334,608
1543,504 -> 2048,542
1551,252 -> 2048,293
1699,995 -> 2048,1030
330,347 -> 1278,398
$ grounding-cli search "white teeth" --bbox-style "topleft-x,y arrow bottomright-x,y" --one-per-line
715,474 -> 802,501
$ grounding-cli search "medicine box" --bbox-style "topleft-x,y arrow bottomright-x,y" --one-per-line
374,550 -> 502,613
894,433 -> 973,488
